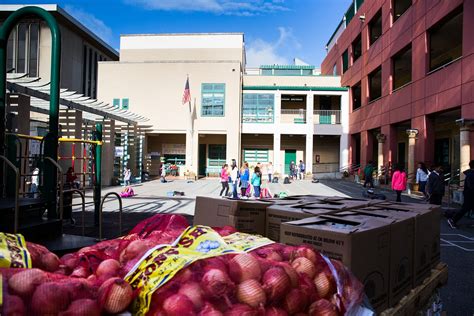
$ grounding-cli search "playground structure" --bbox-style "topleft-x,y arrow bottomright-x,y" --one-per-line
0,6 -> 148,248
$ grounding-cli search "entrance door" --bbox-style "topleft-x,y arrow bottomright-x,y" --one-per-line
397,142 -> 406,169
435,138 -> 450,172
319,96 -> 332,124
198,144 -> 207,177
284,150 -> 296,175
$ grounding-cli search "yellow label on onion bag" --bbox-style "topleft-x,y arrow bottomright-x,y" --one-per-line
124,226 -> 274,315
0,233 -> 31,269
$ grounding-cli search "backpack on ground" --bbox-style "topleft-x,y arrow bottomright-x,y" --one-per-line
272,177 -> 279,183
283,177 -> 290,184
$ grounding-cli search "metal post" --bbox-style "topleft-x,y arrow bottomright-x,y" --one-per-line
93,123 -> 103,225
0,6 -> 61,214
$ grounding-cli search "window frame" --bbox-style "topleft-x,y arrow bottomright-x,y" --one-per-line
342,49 -> 349,73
393,0 -> 412,23
208,144 -> 227,167
201,83 -> 226,117
352,35 -> 362,63
368,66 -> 382,102
369,10 -> 383,46
351,82 -> 362,111
392,44 -> 412,91
242,93 -> 275,123
243,148 -> 269,163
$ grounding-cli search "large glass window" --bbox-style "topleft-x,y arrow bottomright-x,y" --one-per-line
393,0 -> 411,22
244,149 -> 269,163
392,44 -> 412,90
6,28 -> 15,71
122,98 -> 129,110
352,35 -> 362,63
428,6 -> 463,71
208,145 -> 226,167
5,23 -> 40,76
17,24 -> 27,73
369,67 -> 382,101
369,10 -> 382,46
201,83 -> 225,116
274,69 -> 301,76
333,63 -> 337,76
352,82 -> 362,111
28,23 -> 39,77
342,49 -> 349,73
242,93 -> 274,123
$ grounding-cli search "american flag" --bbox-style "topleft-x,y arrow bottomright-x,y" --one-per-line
182,77 -> 191,105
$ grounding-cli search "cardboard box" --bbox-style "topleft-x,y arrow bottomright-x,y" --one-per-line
194,196 -> 269,235
265,203 -> 340,241
337,210 -> 415,307
280,214 -> 391,312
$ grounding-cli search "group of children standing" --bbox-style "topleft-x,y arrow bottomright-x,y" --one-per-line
219,159 -> 269,199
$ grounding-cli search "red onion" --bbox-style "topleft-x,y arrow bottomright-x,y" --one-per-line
71,266 -> 89,278
61,253 -> 79,272
8,268 -> 47,297
119,239 -> 149,264
262,267 -> 291,302
224,304 -> 258,316
59,298 -> 101,316
61,278 -> 95,301
276,262 -> 299,287
294,246 -> 318,264
283,288 -> 308,314
202,257 -> 229,274
198,302 -> 224,316
31,282 -> 71,314
254,247 -> 283,261
281,245 -> 296,261
265,307 -> 288,316
202,269 -> 234,298
163,293 -> 197,316
98,277 -> 133,313
96,258 -> 121,278
299,274 -> 318,302
42,252 -> 61,272
3,295 -> 25,316
229,253 -> 261,282
313,271 -> 336,299
291,257 -> 316,278
179,282 -> 204,309
308,299 -> 339,316
236,279 -> 266,308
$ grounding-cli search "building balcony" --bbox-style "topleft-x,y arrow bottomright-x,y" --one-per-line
313,110 -> 341,124
281,109 -> 307,124
241,114 -> 274,124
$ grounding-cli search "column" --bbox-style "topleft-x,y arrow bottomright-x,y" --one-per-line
360,130 -> 372,167
102,119 -> 115,186
305,94 -> 314,174
273,133 -> 281,175
406,129 -> 419,185
376,133 -> 386,176
459,124 -> 472,182
381,124 -> 397,168
340,91 -> 350,170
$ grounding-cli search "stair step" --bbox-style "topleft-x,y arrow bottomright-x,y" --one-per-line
38,234 -> 98,256
0,218 -> 64,241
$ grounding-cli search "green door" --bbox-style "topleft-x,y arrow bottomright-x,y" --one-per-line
284,150 -> 296,175
198,144 -> 207,177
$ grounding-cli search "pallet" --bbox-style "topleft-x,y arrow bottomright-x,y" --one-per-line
381,262 -> 448,316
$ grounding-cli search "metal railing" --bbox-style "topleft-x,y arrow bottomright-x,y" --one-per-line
43,157 -> 64,220
63,189 -> 86,236
0,155 -> 20,232
313,110 -> 341,124
281,109 -> 307,124
99,192 -> 123,240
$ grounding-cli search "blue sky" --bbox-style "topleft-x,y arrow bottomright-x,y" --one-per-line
4,0 -> 351,67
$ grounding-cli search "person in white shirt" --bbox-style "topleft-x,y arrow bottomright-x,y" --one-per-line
416,162 -> 429,196
124,166 -> 132,186
229,159 -> 239,199
30,167 -> 40,198
267,162 -> 274,182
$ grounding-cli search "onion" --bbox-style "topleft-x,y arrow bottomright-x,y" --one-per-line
59,298 -> 101,316
202,269 -> 234,298
163,293 -> 197,316
3,295 -> 25,316
224,304 -> 258,316
8,268 -> 47,297
294,246 -> 318,264
202,257 -> 229,274
314,271 -> 336,299
179,282 -> 204,309
236,279 -> 266,308
31,282 -> 71,314
61,253 -> 79,272
283,288 -> 308,314
281,245 -> 296,261
262,267 -> 291,302
198,302 -> 223,316
308,299 -> 339,316
96,258 -> 121,278
276,262 -> 299,288
42,252 -> 61,272
291,257 -> 316,278
229,254 -> 261,282
299,274 -> 318,302
98,277 -> 133,313
265,307 -> 288,316
71,266 -> 89,278
119,239 -> 149,264
254,247 -> 283,261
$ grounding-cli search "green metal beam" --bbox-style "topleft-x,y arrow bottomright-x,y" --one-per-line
0,6 -> 61,215
93,123 -> 103,226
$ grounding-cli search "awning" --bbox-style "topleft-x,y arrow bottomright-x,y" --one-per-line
6,73 -> 148,125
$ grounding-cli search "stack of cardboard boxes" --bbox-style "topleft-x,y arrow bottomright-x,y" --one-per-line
194,196 -> 441,313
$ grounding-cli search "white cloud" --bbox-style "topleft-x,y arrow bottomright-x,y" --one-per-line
246,27 -> 301,67
64,5 -> 114,45
124,0 -> 288,15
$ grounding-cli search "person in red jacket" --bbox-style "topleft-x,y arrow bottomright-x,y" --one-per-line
391,163 -> 407,202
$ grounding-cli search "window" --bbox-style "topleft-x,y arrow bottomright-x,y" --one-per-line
201,83 -> 225,116
244,149 -> 269,163
333,63 -> 337,75
262,69 -> 272,75
369,10 -> 382,46
274,69 -> 301,76
392,44 -> 412,90
113,99 -> 120,108
5,23 -> 40,76
352,82 -> 362,110
352,35 -> 362,62
393,0 -> 411,22
369,67 -> 382,101
17,24 -> 27,73
6,28 -> 15,71
428,6 -> 463,71
342,49 -> 349,73
28,23 -> 39,77
242,94 -> 274,123
122,98 -> 129,110
302,69 -> 313,75
208,145 -> 226,166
